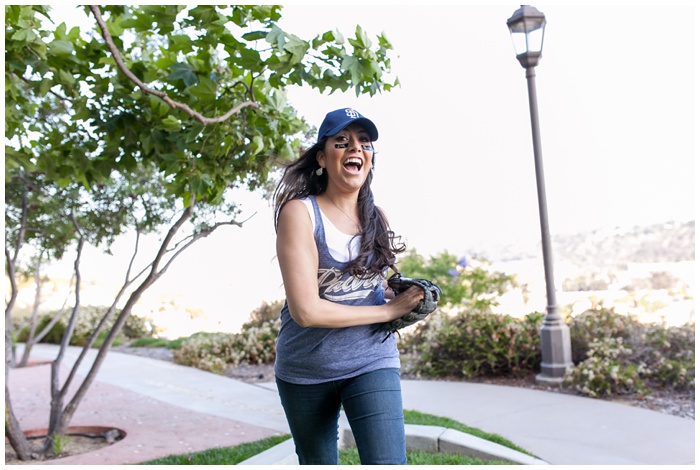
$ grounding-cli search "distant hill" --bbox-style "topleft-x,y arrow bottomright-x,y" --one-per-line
552,220 -> 695,266
485,220 -> 695,267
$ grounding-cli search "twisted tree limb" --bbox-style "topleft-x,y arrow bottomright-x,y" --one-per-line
87,5 -> 258,125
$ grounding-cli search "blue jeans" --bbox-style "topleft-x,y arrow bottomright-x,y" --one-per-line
276,368 -> 406,465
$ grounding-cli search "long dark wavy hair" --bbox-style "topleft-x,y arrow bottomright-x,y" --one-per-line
273,140 -> 405,278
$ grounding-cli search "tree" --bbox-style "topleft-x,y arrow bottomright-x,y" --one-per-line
397,249 -> 518,312
5,4 -> 398,460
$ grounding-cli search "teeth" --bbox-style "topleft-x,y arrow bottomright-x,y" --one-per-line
345,158 -> 362,166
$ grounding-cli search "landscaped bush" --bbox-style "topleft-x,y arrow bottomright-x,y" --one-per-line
172,332 -> 234,374
564,306 -> 694,397
401,301 -> 694,400
234,319 -> 280,364
15,306 -> 155,347
568,306 -> 634,363
402,309 -> 543,379
624,321 -> 694,391
16,314 -> 65,344
242,299 -> 285,330
172,301 -> 282,374
123,313 -> 158,339
563,337 -> 648,398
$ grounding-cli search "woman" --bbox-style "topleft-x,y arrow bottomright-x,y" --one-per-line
273,108 -> 424,465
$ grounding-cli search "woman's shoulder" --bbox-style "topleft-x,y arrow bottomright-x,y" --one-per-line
280,197 -> 307,215
279,197 -> 315,230
283,196 -> 314,212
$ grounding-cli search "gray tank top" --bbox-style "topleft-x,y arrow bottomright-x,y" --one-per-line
274,195 -> 400,384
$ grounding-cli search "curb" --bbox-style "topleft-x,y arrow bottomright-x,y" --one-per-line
238,424 -> 548,465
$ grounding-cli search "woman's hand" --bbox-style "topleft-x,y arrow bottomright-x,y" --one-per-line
383,285 -> 424,320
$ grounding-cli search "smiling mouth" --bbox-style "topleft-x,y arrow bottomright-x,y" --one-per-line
343,158 -> 363,172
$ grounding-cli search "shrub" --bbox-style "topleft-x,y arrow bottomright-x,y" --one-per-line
172,319 -> 281,373
404,300 -> 694,401
123,313 -> 157,339
172,332 -> 233,374
15,306 -> 155,347
231,320 -> 280,365
563,337 -> 648,398
71,306 -> 116,346
565,307 -> 694,396
626,322 -> 695,391
404,309 -> 543,379
568,306 -> 634,364
241,299 -> 284,330
16,314 -> 65,344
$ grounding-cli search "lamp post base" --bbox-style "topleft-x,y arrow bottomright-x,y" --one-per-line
536,317 -> 573,385
535,373 -> 565,387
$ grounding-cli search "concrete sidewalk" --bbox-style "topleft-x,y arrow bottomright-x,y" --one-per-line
9,344 -> 695,465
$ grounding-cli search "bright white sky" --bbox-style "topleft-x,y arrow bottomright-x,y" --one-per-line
33,3 -> 697,335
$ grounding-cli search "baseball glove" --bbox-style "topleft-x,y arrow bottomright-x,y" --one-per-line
380,272 -> 442,342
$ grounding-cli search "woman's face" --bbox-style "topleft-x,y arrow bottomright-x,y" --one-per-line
316,123 -> 374,193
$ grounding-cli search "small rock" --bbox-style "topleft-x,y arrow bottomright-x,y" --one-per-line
104,429 -> 121,444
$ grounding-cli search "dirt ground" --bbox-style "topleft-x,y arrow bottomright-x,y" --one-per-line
6,434 -> 113,465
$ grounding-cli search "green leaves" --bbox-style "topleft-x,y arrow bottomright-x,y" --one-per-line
49,39 -> 74,56
10,26 -> 38,43
188,76 -> 217,100
167,63 -> 198,87
168,34 -> 195,54
348,25 -> 372,49
4,6 -> 405,448
283,35 -> 308,65
398,249 -> 518,312
265,24 -> 286,49
189,173 -> 213,196
160,115 -> 182,132
341,56 -> 363,86
250,135 -> 264,156
5,3 -> 399,211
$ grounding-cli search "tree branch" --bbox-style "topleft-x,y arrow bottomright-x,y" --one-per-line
158,214 -> 252,275
19,75 -> 74,105
59,195 -> 197,428
88,5 -> 259,125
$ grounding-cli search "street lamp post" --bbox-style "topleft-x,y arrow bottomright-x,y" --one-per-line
507,5 -> 572,384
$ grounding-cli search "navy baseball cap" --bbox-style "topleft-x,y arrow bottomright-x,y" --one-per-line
317,108 -> 379,142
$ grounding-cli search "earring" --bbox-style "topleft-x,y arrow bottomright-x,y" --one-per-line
316,167 -> 324,176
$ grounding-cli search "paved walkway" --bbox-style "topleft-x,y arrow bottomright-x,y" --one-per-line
8,344 -> 695,465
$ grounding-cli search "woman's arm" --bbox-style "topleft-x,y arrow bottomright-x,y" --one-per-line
276,199 -> 422,328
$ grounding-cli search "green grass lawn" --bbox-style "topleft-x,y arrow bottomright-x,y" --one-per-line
141,410 -> 530,465
403,409 -> 534,456
128,337 -> 186,349
140,434 -> 290,465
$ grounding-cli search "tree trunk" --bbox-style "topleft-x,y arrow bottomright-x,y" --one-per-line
18,260 -> 44,367
43,238 -> 84,455
39,202 -> 197,456
5,373 -> 33,460
4,249 -> 32,459
6,249 -> 19,368
6,185 -> 28,367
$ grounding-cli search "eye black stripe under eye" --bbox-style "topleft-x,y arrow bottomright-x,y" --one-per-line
335,144 -> 348,148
